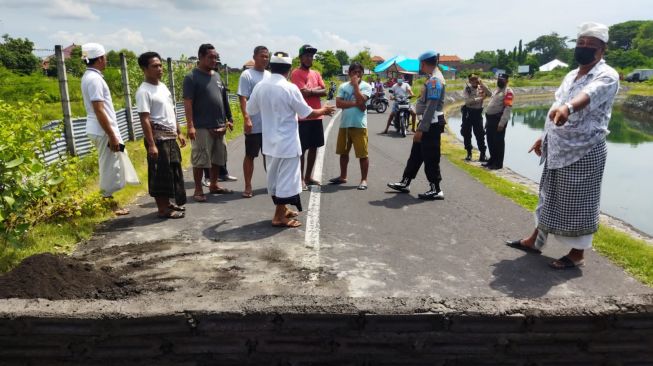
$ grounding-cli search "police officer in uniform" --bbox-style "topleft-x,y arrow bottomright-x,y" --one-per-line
483,73 -> 514,170
387,51 -> 446,200
461,74 -> 491,161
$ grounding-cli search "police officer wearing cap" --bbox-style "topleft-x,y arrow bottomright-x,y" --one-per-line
483,73 -> 514,170
387,51 -> 446,200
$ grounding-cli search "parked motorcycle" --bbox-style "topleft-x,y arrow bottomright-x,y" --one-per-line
367,92 -> 389,113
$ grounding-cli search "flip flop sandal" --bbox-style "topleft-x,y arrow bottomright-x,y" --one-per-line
285,210 -> 299,218
193,194 -> 207,202
328,177 -> 347,185
505,240 -> 542,254
209,187 -> 234,194
242,191 -> 253,198
305,179 -> 321,186
357,183 -> 368,190
158,210 -> 185,219
114,208 -> 130,216
168,204 -> 186,212
549,256 -> 584,270
271,219 -> 302,228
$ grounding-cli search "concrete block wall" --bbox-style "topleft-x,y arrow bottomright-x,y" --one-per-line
1,311 -> 652,365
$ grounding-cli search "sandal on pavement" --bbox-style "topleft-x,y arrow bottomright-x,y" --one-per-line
168,204 -> 185,212
549,256 -> 584,270
158,210 -> 185,219
193,194 -> 207,202
114,208 -> 130,216
357,183 -> 368,190
328,177 -> 347,185
242,191 -> 253,198
505,240 -> 542,254
271,219 -> 302,228
285,210 -> 299,218
305,179 -> 321,186
209,187 -> 234,194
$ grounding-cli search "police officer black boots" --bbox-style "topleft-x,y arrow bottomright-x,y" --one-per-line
465,149 -> 472,161
418,182 -> 444,200
479,150 -> 488,162
387,177 -> 411,193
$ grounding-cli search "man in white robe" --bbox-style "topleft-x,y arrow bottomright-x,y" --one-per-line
246,52 -> 335,227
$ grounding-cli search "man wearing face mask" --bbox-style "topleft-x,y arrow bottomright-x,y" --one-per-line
505,22 -> 619,270
482,73 -> 513,170
462,74 -> 491,161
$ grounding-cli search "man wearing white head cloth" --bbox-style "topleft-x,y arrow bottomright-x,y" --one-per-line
506,22 -> 619,269
81,42 -> 139,215
247,52 -> 335,228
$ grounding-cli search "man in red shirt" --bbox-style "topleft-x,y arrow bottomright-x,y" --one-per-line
291,44 -> 327,189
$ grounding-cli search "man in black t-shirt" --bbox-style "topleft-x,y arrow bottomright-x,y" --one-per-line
183,43 -> 234,202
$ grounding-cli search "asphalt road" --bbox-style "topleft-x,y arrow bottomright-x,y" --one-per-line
75,108 -> 651,301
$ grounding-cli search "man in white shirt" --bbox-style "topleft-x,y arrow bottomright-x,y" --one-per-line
135,51 -> 187,219
81,42 -> 138,215
238,46 -> 271,198
247,52 -> 335,228
382,78 -> 417,133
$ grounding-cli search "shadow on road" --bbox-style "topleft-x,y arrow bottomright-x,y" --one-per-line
489,254 -> 583,298
202,219 -> 286,242
368,192 -> 427,209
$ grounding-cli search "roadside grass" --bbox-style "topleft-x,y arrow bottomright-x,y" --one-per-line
0,107 -> 244,273
441,108 -> 653,287
625,82 -> 653,96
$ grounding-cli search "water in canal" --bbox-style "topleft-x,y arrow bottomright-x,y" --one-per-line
447,103 -> 653,236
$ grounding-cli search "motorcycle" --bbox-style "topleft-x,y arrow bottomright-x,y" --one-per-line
393,95 -> 412,137
366,91 -> 389,113
327,81 -> 336,100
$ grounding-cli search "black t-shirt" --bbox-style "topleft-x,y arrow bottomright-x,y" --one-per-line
182,68 -> 232,129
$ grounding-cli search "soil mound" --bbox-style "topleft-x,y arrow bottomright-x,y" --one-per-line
0,253 -> 138,300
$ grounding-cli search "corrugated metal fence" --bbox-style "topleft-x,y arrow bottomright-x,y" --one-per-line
42,96 -> 238,165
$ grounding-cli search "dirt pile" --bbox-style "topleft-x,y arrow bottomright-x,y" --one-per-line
0,253 -> 138,300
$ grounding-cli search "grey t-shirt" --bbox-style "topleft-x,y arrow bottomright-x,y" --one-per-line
237,68 -> 270,134
182,68 -> 232,129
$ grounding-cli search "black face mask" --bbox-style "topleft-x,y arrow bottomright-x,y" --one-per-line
575,47 -> 597,65
497,80 -> 506,88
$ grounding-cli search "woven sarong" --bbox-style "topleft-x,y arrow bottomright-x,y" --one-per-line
147,139 -> 186,206
537,140 -> 607,236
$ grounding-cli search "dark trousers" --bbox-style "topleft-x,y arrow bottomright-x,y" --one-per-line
485,112 -> 506,168
461,107 -> 486,153
402,121 -> 444,184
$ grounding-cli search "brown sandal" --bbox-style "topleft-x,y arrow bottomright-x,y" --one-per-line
272,219 -> 302,228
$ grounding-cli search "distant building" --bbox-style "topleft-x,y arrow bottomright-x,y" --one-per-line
41,43 -> 78,70
371,55 -> 385,64
243,59 -> 255,70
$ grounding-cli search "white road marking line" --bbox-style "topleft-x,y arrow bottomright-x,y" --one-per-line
304,110 -> 340,267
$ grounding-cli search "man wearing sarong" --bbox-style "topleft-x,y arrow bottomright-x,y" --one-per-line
247,52 -> 335,228
81,42 -> 138,215
136,52 -> 187,219
505,22 -> 619,270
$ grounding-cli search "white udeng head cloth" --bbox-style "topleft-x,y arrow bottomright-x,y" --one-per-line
577,22 -> 609,43
270,51 -> 292,65
81,43 -> 106,63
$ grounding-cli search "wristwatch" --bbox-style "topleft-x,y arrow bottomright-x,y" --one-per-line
564,102 -> 575,114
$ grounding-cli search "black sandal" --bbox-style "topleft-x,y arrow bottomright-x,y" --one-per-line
505,240 -> 542,254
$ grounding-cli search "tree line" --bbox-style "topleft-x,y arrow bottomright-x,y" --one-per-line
467,20 -> 653,75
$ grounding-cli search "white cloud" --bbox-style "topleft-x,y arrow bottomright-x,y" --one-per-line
46,0 -> 98,20
49,28 -> 147,52
311,30 -> 394,59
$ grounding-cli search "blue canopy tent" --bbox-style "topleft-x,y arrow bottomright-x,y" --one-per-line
374,55 -> 457,74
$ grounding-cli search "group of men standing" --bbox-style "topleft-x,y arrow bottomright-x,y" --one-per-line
80,20 -> 619,270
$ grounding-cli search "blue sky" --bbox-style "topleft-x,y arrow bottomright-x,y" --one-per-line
2,0 -> 652,66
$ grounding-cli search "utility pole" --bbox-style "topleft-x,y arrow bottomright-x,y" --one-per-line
167,57 -> 177,116
120,52 -> 136,141
55,45 -> 76,156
